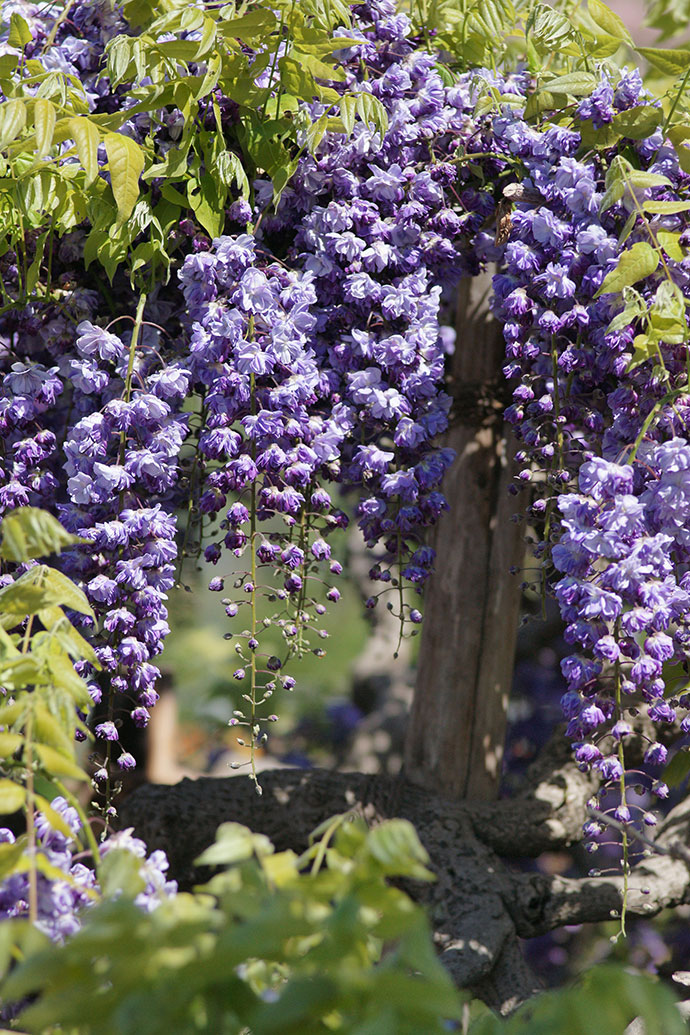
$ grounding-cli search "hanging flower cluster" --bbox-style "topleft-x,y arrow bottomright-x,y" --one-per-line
0,797 -> 175,942
480,69 -> 690,841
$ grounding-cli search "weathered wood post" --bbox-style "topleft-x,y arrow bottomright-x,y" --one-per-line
403,271 -> 524,801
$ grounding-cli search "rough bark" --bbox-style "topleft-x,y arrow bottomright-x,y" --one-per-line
119,733 -> 690,1015
403,272 -> 524,802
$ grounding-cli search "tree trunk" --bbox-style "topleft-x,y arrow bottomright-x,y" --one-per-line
403,272 -> 524,801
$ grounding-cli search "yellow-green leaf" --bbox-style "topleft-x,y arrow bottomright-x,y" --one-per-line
588,0 -> 633,45
339,94 -> 356,136
611,105 -> 661,140
0,732 -> 23,758
34,743 -> 88,782
33,98 -> 56,158
0,655 -> 43,691
637,47 -> 690,76
261,849 -> 299,887
0,837 -> 27,881
291,49 -> 345,82
644,199 -> 690,214
0,507 -> 82,562
0,779 -> 25,814
0,99 -> 26,149
8,13 -> 32,50
0,702 -> 25,728
0,565 -> 93,619
104,132 -> 144,222
657,231 -> 685,262
543,71 -> 598,96
33,702 -> 79,755
69,117 -> 100,185
628,333 -> 655,370
596,242 -> 660,296
668,125 -> 690,174
38,607 -> 98,665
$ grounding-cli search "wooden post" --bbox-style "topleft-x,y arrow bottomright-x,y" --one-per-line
403,272 -> 524,801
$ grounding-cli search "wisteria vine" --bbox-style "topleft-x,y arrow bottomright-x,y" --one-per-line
1,0 -> 690,940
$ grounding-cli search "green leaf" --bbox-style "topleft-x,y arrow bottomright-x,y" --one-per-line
637,47 -> 690,76
0,837 -> 27,881
611,105 -> 661,140
668,125 -> 690,174
587,0 -> 633,45
25,230 -> 48,298
69,117 -> 100,185
0,655 -> 43,690
33,702 -> 82,754
187,173 -> 226,238
527,4 -> 574,50
626,168 -> 672,189
599,179 -> 625,213
194,14 -> 216,60
37,606 -> 98,665
0,779 -> 25,814
104,132 -> 144,222
34,743 -> 88,782
0,732 -> 23,757
523,90 -> 569,120
0,507 -> 82,562
279,56 -> 318,101
214,151 -> 250,199
37,642 -> 92,709
99,848 -> 146,899
596,242 -> 660,295
304,112 -> 329,154
657,230 -> 685,261
216,9 -> 278,42
8,13 -> 33,50
628,333 -> 656,370
0,98 -> 26,149
339,94 -> 356,136
0,565 -> 94,619
579,119 -> 620,150
644,199 -> 690,214
617,210 -> 637,247
0,702 -> 25,727
272,158 -> 298,209
0,563 -> 93,616
366,820 -> 434,880
291,49 -> 345,82
33,98 -> 56,158
543,71 -> 598,96
355,92 -> 388,136
196,822 -> 274,867
106,37 -> 132,88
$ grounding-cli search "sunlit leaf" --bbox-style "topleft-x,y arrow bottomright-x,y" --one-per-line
8,13 -> 32,50
33,744 -> 88,782
104,132 -> 145,222
596,242 -> 660,295
69,117 -> 100,185
0,779 -> 25,814
0,99 -> 26,149
33,98 -> 56,157
587,0 -> 633,45
637,46 -> 690,76
0,507 -> 82,563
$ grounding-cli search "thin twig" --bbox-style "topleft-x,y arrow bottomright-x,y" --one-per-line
587,807 -> 690,866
